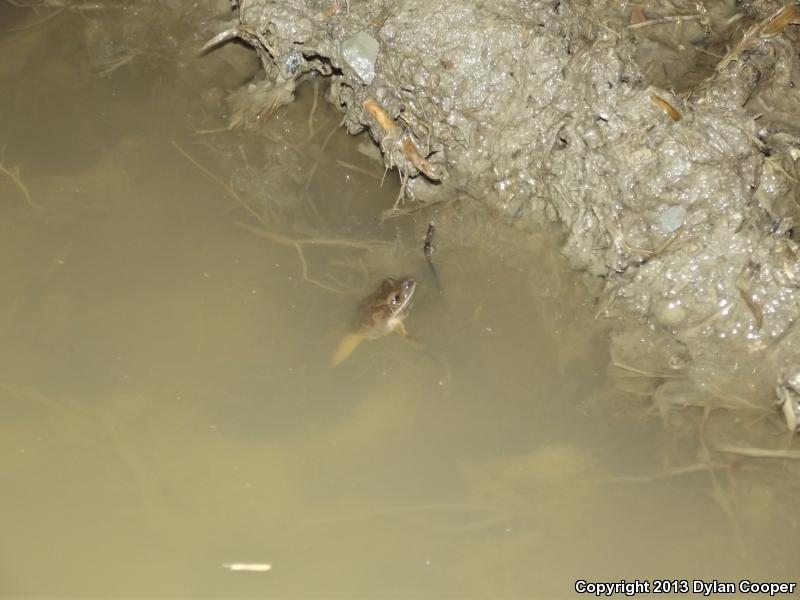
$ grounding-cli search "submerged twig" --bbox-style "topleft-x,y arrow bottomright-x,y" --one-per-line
236,222 -> 396,295
336,160 -> 383,181
0,5 -> 65,33
612,360 -> 685,379
234,221 -> 393,252
304,119 -> 344,193
173,141 -> 359,294
0,148 -> 41,210
92,51 -> 139,78
716,446 -> 800,460
172,140 -> 399,295
307,79 -> 319,142
600,461 -> 729,484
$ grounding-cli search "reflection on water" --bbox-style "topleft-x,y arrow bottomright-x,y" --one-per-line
1,3 -> 798,597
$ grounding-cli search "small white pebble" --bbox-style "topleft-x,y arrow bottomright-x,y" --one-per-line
222,563 -> 272,572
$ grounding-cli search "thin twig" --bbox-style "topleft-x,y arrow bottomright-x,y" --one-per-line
336,160 -> 383,181
0,148 -> 41,210
716,446 -> 800,459
599,461 -> 729,484
172,140 -> 394,295
306,79 -> 319,142
612,361 -> 685,379
0,5 -> 64,33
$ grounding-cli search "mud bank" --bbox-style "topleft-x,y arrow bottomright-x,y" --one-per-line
200,1 -> 800,429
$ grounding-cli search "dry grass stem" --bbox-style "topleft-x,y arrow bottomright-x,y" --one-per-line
627,14 -> 703,30
718,4 -> 800,71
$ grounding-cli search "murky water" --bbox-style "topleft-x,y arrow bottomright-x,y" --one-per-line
1,4 -> 798,597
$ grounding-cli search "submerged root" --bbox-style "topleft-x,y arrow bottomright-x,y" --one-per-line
306,79 -> 320,141
172,141 -> 396,294
362,97 -> 442,182
611,360 -> 684,380
92,50 -> 140,78
702,381 -> 772,413
0,148 -> 40,210
599,461 -> 730,484
303,118 -> 344,195
235,219 -> 394,294
336,160 -> 383,181
716,446 -> 800,460
0,5 -> 64,33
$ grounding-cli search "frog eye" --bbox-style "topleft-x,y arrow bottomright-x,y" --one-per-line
391,294 -> 401,305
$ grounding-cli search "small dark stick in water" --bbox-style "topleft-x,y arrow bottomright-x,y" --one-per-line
424,222 -> 442,291
424,223 -> 435,258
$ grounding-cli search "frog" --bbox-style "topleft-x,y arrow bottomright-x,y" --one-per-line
330,277 -> 417,367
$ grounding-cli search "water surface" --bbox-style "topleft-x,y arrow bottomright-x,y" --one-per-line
0,4 -> 798,597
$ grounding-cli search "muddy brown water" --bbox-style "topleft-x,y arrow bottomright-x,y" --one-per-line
0,4 -> 798,597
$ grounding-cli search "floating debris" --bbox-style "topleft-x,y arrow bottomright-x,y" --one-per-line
222,563 -> 273,572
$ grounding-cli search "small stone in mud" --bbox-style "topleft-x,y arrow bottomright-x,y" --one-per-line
654,299 -> 686,327
340,31 -> 379,84
657,205 -> 686,234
